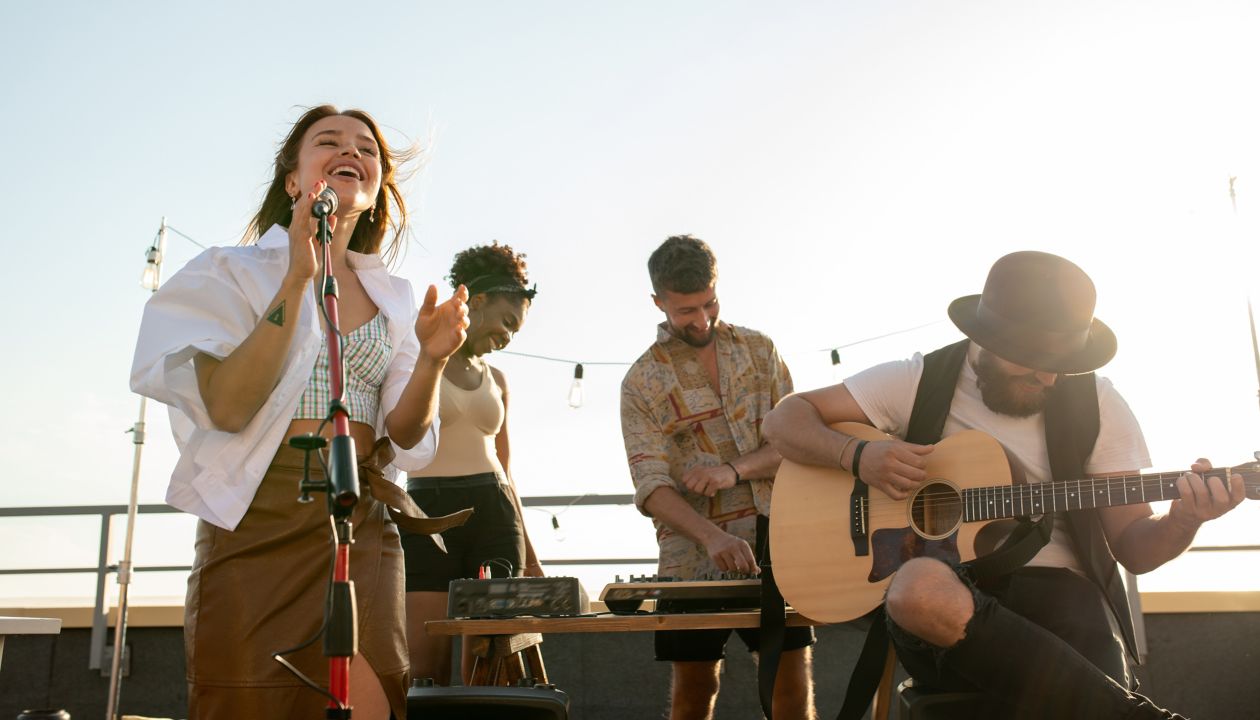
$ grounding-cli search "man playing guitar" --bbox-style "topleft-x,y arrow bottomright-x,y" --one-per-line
764,251 -> 1245,719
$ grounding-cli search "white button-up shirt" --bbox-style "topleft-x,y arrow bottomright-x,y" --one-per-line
131,225 -> 438,530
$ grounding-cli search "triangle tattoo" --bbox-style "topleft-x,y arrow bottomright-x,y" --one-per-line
266,301 -> 286,327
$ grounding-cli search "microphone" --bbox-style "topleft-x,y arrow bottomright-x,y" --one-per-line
312,187 -> 338,217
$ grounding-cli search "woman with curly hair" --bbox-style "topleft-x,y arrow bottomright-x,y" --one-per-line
401,241 -> 541,684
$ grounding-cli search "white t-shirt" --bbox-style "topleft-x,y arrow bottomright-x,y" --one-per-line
844,342 -> 1151,572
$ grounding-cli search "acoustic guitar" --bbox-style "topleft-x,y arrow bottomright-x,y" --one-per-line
769,422 -> 1260,624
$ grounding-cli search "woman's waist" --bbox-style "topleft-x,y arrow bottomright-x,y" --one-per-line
275,420 -> 379,470
413,444 -> 503,478
406,471 -> 505,492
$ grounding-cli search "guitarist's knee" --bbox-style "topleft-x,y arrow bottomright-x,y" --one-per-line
885,558 -> 974,648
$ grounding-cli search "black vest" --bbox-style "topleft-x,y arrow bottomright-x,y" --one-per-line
906,339 -> 1139,661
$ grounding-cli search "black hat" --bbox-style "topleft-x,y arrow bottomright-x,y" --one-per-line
947,251 -> 1117,374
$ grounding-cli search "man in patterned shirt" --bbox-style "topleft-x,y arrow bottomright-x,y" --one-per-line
620,235 -> 816,720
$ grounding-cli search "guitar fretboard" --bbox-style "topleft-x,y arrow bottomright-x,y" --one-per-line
959,469 -> 1253,522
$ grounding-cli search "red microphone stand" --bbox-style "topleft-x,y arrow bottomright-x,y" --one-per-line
299,199 -> 361,718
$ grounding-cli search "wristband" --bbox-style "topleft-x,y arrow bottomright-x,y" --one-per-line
851,440 -> 870,482
724,461 -> 741,483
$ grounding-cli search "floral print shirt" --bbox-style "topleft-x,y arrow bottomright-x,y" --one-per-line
620,322 -> 792,578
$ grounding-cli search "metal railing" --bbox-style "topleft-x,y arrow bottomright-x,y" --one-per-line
0,495 -> 653,671
5,499 -> 1257,671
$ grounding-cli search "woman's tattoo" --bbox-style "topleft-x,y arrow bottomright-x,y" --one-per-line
266,301 -> 286,327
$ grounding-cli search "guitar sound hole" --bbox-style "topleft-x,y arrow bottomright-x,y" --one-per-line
910,480 -> 962,540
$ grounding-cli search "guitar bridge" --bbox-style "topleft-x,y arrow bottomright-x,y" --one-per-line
850,479 -> 870,557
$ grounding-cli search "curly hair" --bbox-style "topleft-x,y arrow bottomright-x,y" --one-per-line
648,235 -> 717,294
448,242 -> 531,297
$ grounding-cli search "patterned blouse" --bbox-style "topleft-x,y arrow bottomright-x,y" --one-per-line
620,322 -> 792,578
292,312 -> 393,424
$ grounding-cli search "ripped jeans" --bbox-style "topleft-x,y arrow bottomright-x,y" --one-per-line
887,564 -> 1182,720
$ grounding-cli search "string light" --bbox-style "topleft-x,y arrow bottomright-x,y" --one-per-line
150,229 -> 941,398
568,363 -> 584,408
140,247 -> 162,290
139,220 -> 167,291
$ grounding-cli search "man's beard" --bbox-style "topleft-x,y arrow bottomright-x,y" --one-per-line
974,350 -> 1053,418
671,319 -> 717,348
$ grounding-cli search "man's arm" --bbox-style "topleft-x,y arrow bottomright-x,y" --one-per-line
763,385 -> 934,500
1100,460 -> 1246,574
680,442 -> 782,497
642,486 -> 759,574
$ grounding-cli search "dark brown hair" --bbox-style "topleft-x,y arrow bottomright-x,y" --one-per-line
244,105 -> 417,265
648,235 -> 718,294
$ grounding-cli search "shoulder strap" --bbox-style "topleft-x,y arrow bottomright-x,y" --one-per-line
1044,372 -> 1100,482
905,339 -> 970,445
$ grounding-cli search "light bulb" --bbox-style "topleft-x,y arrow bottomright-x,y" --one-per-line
568,363 -> 584,408
140,247 -> 163,291
140,263 -> 159,290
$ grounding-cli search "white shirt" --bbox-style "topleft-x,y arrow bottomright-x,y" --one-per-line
130,225 -> 438,530
845,342 -> 1151,572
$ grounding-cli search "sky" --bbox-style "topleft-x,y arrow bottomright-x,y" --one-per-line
2,1 -> 1260,604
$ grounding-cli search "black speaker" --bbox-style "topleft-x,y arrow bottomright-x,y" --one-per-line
406,683 -> 569,719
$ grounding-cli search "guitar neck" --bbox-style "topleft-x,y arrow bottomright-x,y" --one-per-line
961,469 -> 1255,522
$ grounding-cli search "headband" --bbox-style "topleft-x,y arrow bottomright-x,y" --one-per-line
465,274 -> 538,300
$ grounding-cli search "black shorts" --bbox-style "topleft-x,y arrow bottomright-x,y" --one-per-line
400,473 -> 526,592
655,514 -> 817,662
655,625 -> 816,662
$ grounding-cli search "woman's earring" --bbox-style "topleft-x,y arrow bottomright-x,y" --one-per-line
369,205 -> 376,223
290,196 -> 297,211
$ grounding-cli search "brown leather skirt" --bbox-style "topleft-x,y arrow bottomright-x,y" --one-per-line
184,443 -> 408,719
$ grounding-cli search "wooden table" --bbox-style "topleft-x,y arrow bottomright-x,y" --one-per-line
0,616 -> 62,670
427,609 -> 818,638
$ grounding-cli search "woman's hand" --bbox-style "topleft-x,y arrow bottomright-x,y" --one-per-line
286,180 -> 332,285
416,284 -> 469,362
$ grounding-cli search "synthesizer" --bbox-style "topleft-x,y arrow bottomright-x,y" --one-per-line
447,577 -> 591,619
599,574 -> 762,614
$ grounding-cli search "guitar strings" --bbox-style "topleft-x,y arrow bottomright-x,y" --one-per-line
851,476 -> 1209,522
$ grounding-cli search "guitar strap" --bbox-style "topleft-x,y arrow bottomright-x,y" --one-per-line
758,557 -> 787,719
829,339 -> 1106,720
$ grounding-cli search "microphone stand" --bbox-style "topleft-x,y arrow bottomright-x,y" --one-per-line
297,204 -> 361,718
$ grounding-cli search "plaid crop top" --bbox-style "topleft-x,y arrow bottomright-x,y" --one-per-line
292,312 -> 392,423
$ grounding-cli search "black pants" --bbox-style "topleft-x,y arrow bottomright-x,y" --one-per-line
888,564 -> 1182,720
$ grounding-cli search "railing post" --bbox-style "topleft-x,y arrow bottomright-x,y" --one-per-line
89,510 -> 114,670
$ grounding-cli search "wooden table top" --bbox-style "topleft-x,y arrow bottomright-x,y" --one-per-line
427,610 -> 818,637
0,616 -> 62,635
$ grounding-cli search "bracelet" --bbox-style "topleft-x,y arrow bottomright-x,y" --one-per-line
724,461 -> 742,483
837,436 -> 858,471
851,440 -> 870,482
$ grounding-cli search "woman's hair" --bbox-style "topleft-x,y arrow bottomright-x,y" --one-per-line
448,242 -> 533,301
244,105 -> 418,265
